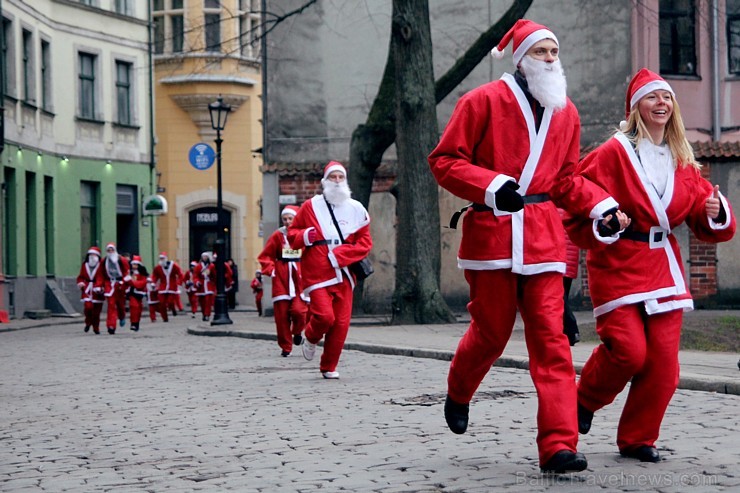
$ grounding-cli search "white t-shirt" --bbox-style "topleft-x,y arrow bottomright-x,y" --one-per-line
637,139 -> 674,198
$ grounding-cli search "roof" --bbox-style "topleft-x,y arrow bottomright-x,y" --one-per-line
691,141 -> 740,159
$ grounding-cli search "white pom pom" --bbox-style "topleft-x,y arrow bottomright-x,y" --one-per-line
619,120 -> 628,132
490,47 -> 505,59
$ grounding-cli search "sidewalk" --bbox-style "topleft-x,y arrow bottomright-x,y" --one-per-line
188,309 -> 740,395
3,308 -> 738,394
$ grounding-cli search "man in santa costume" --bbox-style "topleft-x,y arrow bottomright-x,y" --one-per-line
565,68 -> 735,463
151,252 -> 184,322
183,261 -> 199,318
99,242 -> 131,334
288,161 -> 372,379
194,251 -> 222,321
76,246 -> 105,334
258,204 -> 309,357
127,255 -> 149,332
427,19 -> 619,473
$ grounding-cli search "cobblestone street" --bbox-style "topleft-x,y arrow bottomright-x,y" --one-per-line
1,321 -> 738,492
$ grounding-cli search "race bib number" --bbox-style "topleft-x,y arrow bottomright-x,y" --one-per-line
282,248 -> 302,260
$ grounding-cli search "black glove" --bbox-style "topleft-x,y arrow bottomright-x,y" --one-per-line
597,207 -> 622,237
494,181 -> 524,213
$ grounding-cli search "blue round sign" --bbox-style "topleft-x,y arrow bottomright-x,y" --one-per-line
188,143 -> 216,171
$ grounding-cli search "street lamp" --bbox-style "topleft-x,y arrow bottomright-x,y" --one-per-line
208,95 -> 233,325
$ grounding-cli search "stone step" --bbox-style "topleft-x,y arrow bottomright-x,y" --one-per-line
24,309 -> 52,320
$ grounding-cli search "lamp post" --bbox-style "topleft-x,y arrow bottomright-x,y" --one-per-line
208,95 -> 233,325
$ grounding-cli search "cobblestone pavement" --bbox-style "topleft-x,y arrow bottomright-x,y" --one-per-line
1,321 -> 739,492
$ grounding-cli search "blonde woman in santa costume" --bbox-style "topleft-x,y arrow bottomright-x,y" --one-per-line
258,204 -> 309,357
288,161 -> 372,379
565,68 -> 735,463
76,246 -> 105,334
428,19 -> 620,473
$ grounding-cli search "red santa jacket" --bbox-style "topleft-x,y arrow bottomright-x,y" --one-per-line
129,269 -> 149,298
288,195 -> 372,295
565,133 -> 736,316
258,227 -> 305,302
183,270 -> 198,293
76,262 -> 104,303
152,261 -> 183,294
99,255 -> 131,296
194,261 -> 232,295
428,73 -> 616,275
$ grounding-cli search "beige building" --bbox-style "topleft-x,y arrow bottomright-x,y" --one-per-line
153,0 -> 263,296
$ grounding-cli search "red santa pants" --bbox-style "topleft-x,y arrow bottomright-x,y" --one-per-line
304,280 -> 353,373
187,292 -> 198,314
198,294 -> 215,317
255,291 -> 263,316
83,301 -> 103,331
274,296 -> 308,353
105,288 -> 127,329
448,269 -> 577,465
129,296 -> 144,324
158,293 -> 174,321
577,304 -> 682,452
149,303 -> 159,322
175,292 -> 184,311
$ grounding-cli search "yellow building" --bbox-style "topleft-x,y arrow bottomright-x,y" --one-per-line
153,0 -> 262,296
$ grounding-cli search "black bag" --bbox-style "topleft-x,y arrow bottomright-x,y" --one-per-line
325,197 -> 374,280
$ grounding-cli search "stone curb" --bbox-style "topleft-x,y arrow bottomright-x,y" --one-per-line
187,327 -> 740,396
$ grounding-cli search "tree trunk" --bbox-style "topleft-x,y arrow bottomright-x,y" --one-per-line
390,0 -> 455,324
346,0 -> 533,319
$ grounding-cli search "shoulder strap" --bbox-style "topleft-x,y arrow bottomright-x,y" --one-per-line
324,196 -> 346,244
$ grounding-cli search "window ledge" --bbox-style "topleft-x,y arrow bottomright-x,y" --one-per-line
21,100 -> 38,111
75,116 -> 105,125
113,122 -> 141,130
661,74 -> 702,81
4,94 -> 19,104
40,109 -> 55,118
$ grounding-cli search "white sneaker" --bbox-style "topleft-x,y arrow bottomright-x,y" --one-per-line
322,371 -> 340,379
302,338 -> 317,361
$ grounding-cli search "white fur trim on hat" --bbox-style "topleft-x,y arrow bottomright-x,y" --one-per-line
323,163 -> 346,179
512,29 -> 558,66
87,247 -> 100,256
281,206 -> 298,217
629,80 -> 674,110
490,46 -> 505,59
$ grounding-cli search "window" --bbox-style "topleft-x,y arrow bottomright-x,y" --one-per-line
729,0 -> 740,74
205,13 -> 221,52
115,60 -> 132,125
22,29 -> 35,104
80,181 -> 99,259
115,0 -> 132,15
659,0 -> 697,75
78,52 -> 96,119
26,172 -> 38,276
3,17 -> 15,97
153,0 -> 185,54
239,0 -> 261,58
40,40 -> 51,111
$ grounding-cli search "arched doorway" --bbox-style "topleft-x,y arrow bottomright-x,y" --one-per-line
189,206 -> 231,262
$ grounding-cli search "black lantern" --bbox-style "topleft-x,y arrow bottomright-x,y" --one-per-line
208,95 -> 233,326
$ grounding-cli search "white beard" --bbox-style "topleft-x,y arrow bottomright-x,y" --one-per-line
87,256 -> 99,268
159,260 -> 167,268
322,179 -> 352,205
519,56 -> 567,110
107,252 -> 119,264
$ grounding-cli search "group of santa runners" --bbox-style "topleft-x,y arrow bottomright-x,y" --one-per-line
76,244 -> 234,334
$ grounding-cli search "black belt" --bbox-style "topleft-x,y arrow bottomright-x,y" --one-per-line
310,239 -> 341,247
448,194 -> 551,229
278,258 -> 301,262
620,228 -> 667,245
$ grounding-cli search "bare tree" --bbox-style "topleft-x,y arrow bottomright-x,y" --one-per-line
348,0 -> 533,323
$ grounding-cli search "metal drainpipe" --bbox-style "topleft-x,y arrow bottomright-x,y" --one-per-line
711,0 -> 721,142
147,0 -> 157,261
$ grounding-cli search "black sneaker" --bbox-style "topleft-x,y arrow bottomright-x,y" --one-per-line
84,325 -> 91,333
444,395 -> 469,434
540,450 -> 588,474
107,328 -> 116,335
293,333 -> 302,346
281,350 -> 290,357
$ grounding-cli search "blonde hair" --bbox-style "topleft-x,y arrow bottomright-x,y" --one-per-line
620,94 -> 700,170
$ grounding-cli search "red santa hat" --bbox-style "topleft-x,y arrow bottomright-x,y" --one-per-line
159,252 -> 168,259
624,68 -> 675,119
87,246 -> 101,257
281,205 -> 299,217
190,261 -> 197,267
105,242 -> 117,252
131,255 -> 142,265
490,19 -> 558,67
323,161 -> 346,180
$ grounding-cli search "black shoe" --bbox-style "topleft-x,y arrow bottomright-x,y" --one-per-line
107,328 -> 115,335
172,310 -> 178,316
620,445 -> 660,463
203,315 -> 209,322
293,334 -> 303,346
541,450 -> 588,473
444,395 -> 469,435
84,325 -> 90,333
281,350 -> 290,357
578,403 -> 593,434
130,324 -> 139,332
93,329 -> 100,335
